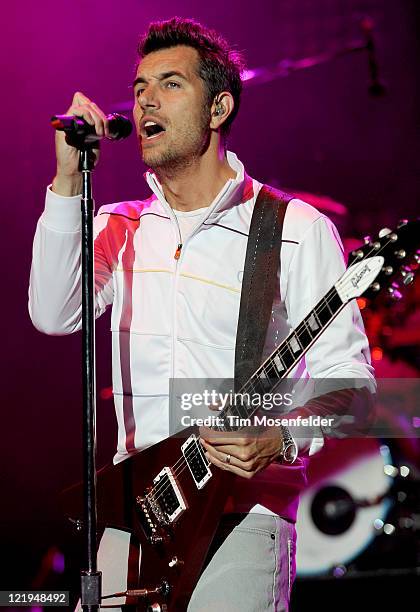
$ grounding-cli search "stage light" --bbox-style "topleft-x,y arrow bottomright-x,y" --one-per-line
332,565 -> 347,578
371,347 -> 383,361
100,386 -> 114,400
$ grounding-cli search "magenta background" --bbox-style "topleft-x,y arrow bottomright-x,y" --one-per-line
1,0 -> 419,603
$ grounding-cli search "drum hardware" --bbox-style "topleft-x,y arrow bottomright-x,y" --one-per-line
296,438 -> 420,577
310,485 -> 390,537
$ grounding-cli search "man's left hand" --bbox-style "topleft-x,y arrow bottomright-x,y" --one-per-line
200,426 -> 283,479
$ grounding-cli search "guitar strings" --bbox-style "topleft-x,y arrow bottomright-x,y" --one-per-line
146,236 -> 396,504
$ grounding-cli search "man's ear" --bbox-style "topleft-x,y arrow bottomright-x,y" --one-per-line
209,91 -> 234,130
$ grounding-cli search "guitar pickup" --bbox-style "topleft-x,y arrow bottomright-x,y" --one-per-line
181,434 -> 212,490
152,466 -> 187,523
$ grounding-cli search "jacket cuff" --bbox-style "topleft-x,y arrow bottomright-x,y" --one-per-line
41,185 -> 82,232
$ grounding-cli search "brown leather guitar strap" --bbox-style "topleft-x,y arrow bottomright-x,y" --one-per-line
234,184 -> 293,390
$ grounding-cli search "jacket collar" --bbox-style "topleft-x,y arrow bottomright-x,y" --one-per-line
144,151 -> 255,219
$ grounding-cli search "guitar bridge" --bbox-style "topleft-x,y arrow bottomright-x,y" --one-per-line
181,434 -> 212,489
136,467 -> 187,544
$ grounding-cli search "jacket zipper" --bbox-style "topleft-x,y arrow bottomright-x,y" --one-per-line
171,216 -> 183,382
161,179 -> 233,381
170,211 -> 208,380
174,243 -> 182,260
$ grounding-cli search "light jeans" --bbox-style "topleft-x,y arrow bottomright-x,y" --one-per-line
187,513 -> 296,612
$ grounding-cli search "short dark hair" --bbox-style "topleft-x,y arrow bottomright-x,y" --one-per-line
137,17 -> 245,136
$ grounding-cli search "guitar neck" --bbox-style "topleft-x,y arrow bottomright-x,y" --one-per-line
215,286 -> 345,430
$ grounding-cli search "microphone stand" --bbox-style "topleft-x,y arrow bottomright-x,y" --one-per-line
79,144 -> 101,612
50,116 -> 131,610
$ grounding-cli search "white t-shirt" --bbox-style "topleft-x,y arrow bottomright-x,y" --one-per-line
172,206 -> 208,242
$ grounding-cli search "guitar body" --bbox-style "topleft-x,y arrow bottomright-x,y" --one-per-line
62,427 -> 233,611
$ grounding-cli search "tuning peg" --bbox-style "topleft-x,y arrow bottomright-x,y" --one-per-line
395,249 -> 406,259
378,227 -> 392,238
414,251 -> 420,264
382,266 -> 393,275
364,235 -> 372,245
370,282 -> 381,291
397,219 -> 408,228
351,249 -> 364,259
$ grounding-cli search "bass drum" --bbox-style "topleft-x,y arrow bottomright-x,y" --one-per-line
296,437 -> 393,576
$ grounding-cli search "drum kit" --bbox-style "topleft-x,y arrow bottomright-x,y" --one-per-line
292,192 -> 420,579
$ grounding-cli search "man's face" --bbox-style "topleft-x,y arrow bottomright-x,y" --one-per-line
133,45 -> 211,171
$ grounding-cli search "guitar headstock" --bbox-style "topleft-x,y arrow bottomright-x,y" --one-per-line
337,219 -> 420,303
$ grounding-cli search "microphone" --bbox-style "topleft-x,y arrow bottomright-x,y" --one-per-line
360,17 -> 387,97
51,112 -> 132,145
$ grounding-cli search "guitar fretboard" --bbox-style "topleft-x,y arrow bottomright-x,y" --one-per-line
213,287 -> 344,431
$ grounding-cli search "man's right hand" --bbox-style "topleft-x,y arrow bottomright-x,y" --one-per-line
52,91 -> 109,196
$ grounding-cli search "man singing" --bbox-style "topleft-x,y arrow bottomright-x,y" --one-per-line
29,17 -> 374,611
